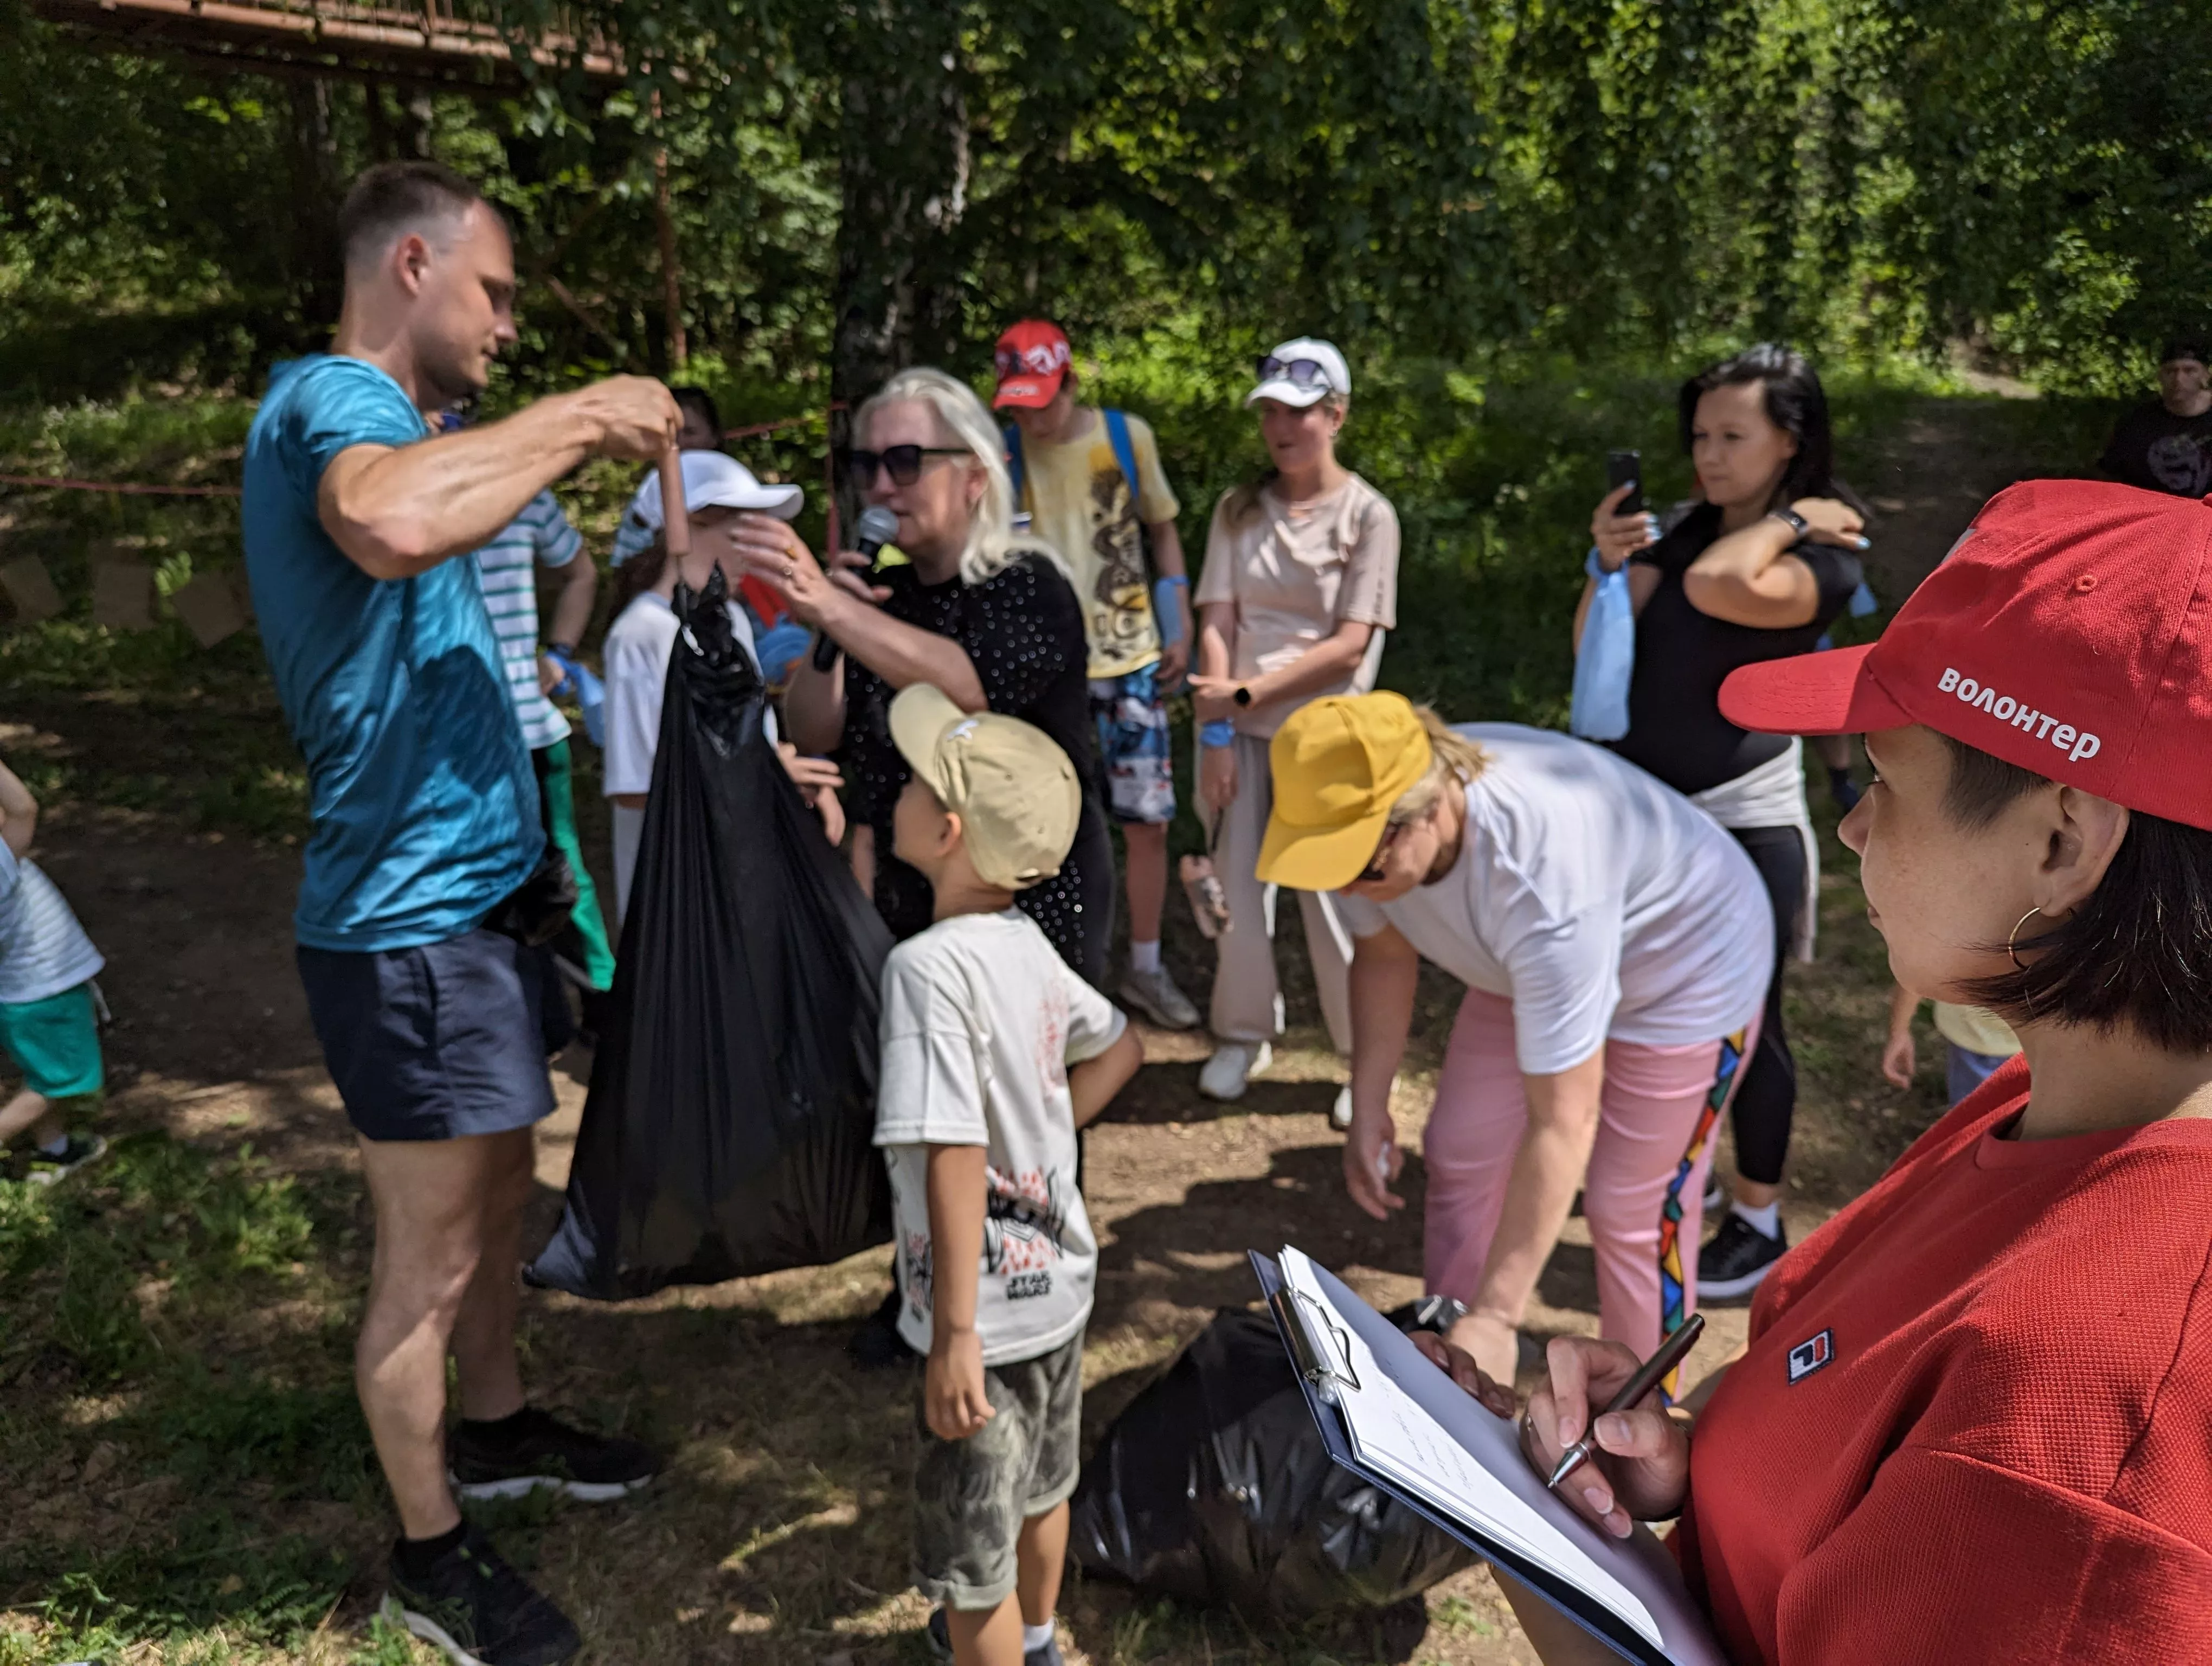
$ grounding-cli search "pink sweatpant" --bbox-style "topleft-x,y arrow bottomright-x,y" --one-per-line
1422,989 -> 1758,1364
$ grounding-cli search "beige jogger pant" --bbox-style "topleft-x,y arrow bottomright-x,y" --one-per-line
1204,734 -> 1355,1053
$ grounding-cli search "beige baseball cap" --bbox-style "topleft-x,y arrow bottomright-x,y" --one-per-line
890,683 -> 1079,891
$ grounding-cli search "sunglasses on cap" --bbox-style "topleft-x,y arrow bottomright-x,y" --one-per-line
847,445 -> 970,487
1257,355 -> 1338,390
996,342 -> 1069,378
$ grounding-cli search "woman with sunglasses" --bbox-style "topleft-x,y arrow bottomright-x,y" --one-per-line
733,367 -> 1113,985
1578,343 -> 1868,1302
1253,694 -> 1771,1392
1429,482 -> 2212,1666
1187,339 -> 1401,1109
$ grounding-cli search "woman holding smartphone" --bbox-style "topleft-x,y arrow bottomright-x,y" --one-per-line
1434,481 -> 2212,1665
1576,343 -> 1867,1299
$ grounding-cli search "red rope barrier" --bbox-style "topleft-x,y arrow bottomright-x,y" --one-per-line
0,472 -> 242,498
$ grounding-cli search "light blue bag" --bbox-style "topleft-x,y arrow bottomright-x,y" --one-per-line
1569,548 -> 1635,742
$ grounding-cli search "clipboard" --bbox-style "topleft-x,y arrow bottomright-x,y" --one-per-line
1253,1250 -> 1726,1666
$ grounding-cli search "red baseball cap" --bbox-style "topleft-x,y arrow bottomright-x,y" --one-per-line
993,320 -> 1072,409
1720,480 -> 2212,830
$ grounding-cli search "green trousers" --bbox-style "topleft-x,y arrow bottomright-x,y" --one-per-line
535,737 -> 615,993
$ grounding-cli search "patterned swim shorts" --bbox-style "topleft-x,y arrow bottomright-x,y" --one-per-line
1089,666 -> 1176,826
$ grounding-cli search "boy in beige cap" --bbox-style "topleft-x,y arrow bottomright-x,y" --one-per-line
876,684 -> 1142,1666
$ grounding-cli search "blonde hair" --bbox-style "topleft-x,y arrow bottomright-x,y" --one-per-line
854,367 -> 1068,587
1389,705 -> 1488,825
1221,390 -> 1350,528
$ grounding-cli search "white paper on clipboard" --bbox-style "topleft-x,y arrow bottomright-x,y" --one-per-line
1276,1246 -> 1727,1666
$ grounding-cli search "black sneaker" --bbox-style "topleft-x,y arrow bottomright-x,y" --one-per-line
925,1606 -> 1062,1666
847,1286 -> 918,1370
25,1132 -> 107,1188
448,1407 -> 657,1503
1699,1212 -> 1787,1300
383,1524 -> 581,1666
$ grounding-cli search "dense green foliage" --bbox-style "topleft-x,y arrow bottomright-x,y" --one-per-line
2,0 -> 2204,402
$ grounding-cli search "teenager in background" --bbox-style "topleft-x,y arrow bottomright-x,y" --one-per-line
2098,336 -> 2212,498
996,319 -> 1200,1032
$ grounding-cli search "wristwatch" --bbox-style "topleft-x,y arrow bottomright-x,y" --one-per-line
1232,685 -> 1254,708
1768,508 -> 1809,540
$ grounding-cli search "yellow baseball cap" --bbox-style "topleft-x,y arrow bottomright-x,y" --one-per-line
1256,693 -> 1433,891
890,683 -> 1080,890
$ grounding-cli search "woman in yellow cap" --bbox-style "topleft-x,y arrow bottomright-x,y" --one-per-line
1258,693 -> 1771,1388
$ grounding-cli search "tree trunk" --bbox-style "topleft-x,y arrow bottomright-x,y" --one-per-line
829,0 -> 970,416
286,78 -> 343,327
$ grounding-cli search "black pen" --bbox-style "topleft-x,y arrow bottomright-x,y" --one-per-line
1545,1312 -> 1705,1491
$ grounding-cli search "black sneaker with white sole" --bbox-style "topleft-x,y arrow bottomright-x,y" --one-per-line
25,1132 -> 108,1188
383,1524 -> 580,1666
1698,1212 -> 1788,1299
448,1406 -> 657,1502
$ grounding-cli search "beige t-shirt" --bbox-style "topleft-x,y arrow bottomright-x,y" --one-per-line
1932,1001 -> 2022,1059
1013,410 -> 1181,678
1193,473 -> 1400,736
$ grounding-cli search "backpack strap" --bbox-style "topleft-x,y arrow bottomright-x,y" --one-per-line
1002,423 -> 1026,508
1103,408 -> 1141,512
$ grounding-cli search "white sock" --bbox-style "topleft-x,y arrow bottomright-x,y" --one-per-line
1022,1621 -> 1056,1653
38,1131 -> 71,1158
1128,939 -> 1162,975
1731,1199 -> 1782,1239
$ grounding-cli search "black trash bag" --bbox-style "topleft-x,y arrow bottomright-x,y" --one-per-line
530,570 -> 895,1298
1069,1306 -> 1475,1621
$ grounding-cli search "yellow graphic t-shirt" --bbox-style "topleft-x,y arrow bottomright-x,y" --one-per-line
1012,410 -> 1181,678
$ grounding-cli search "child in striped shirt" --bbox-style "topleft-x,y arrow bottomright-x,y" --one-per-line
0,757 -> 108,1185
471,489 -> 618,1024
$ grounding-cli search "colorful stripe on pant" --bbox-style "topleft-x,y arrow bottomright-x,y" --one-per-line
1656,1026 -> 1748,1399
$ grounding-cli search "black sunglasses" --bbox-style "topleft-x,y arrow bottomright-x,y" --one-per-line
1356,821 -> 1405,884
1257,355 -> 1336,390
847,445 -> 969,487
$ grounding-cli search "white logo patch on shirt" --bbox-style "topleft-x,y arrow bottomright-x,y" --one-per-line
1786,1328 -> 1834,1384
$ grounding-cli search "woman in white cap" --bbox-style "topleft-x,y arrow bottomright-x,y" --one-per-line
1437,482 -> 2212,1664
1256,691 -> 1770,1390
1186,338 -> 1402,1110
601,450 -> 841,925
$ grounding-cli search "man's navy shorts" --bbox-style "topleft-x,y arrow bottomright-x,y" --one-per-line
297,925 -> 557,1143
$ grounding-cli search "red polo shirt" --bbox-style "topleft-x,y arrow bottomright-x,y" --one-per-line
1676,1062 -> 2212,1664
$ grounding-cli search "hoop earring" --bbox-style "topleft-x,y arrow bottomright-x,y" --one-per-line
2007,906 -> 2045,972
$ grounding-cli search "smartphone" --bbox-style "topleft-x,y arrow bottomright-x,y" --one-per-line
1607,449 -> 1643,517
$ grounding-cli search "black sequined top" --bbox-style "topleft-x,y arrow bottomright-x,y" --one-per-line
841,554 -> 1107,970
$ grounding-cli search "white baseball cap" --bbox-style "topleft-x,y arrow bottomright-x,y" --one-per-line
612,451 -> 802,565
1246,337 -> 1351,408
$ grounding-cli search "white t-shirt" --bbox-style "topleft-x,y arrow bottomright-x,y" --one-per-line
873,908 -> 1126,1365
0,843 -> 104,1007
601,592 -> 771,799
1334,725 -> 1770,1075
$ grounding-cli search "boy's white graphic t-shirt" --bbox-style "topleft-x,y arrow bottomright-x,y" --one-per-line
873,908 -> 1126,1365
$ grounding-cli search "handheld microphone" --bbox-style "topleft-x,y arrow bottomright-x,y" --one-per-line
811,504 -> 902,672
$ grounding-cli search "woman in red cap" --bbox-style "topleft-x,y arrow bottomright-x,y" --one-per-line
1441,479 -> 2212,1663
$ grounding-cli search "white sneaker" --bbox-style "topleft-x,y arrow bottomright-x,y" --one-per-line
1118,965 -> 1200,1030
1330,1085 -> 1354,1130
1199,1041 -> 1272,1101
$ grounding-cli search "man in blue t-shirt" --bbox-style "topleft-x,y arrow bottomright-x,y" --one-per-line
242,159 -> 678,1666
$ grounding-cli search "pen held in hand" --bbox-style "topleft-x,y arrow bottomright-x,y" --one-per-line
1545,1311 -> 1705,1493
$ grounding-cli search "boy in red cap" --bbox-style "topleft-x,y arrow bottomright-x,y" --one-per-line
994,320 -> 1199,1031
1437,478 -> 2212,1665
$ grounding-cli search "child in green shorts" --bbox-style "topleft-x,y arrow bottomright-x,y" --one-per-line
0,758 -> 107,1184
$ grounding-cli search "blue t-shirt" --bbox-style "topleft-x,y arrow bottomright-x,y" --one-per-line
243,355 -> 540,951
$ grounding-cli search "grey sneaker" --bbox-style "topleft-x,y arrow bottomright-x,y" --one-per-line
1118,965 -> 1200,1030
26,1132 -> 107,1188
1199,1041 -> 1271,1101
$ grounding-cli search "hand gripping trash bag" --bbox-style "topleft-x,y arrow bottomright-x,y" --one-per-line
1069,1308 -> 1474,1620
530,571 -> 894,1297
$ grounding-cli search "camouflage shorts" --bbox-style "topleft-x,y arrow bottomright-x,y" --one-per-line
911,1329 -> 1085,1610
